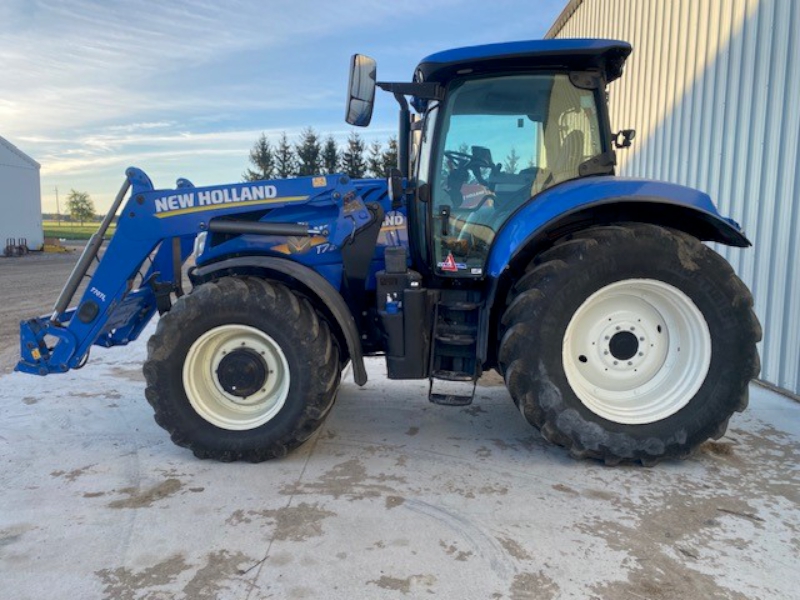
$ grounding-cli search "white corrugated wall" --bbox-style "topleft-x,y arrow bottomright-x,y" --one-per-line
548,0 -> 800,395
0,136 -> 43,251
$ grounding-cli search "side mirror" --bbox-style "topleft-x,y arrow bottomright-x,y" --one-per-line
613,129 -> 636,149
345,54 -> 377,127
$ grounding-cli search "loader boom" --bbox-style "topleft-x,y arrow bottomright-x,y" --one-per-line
17,167 -> 370,375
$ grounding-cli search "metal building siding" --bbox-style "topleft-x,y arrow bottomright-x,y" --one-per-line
0,137 -> 44,251
548,0 -> 800,394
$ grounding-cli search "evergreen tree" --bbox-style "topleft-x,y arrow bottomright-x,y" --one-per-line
295,127 -> 322,176
504,147 -> 520,174
322,135 -> 340,174
382,136 -> 399,176
367,140 -> 384,178
275,132 -> 296,178
243,133 -> 275,181
342,131 -> 367,179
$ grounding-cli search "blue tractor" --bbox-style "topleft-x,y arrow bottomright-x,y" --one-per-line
18,40 -> 760,465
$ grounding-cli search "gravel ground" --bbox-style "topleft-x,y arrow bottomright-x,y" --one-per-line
0,243 -> 87,374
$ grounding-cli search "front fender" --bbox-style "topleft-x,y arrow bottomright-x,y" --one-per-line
486,177 -> 749,277
191,255 -> 367,386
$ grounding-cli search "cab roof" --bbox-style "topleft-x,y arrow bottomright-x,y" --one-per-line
415,39 -> 632,85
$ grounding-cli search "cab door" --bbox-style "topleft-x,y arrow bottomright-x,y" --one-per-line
426,73 -> 605,278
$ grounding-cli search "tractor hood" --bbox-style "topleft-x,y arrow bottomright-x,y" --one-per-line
415,39 -> 632,85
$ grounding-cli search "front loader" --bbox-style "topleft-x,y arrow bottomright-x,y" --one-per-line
18,39 -> 761,465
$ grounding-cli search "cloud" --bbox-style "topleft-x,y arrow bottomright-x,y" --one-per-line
5,0 -> 566,210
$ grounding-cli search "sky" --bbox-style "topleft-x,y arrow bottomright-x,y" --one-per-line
1,0 -> 566,212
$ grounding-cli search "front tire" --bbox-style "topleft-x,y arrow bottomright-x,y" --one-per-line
144,277 -> 340,462
498,224 -> 761,465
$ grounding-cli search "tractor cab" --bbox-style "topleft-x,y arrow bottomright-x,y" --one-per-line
347,39 -> 631,278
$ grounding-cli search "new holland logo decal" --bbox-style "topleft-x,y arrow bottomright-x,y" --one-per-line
153,185 -> 308,217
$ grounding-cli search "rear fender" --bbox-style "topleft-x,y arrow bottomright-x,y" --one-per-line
190,255 -> 367,386
487,176 -> 749,279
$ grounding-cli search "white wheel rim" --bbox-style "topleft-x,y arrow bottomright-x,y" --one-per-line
562,279 -> 711,425
182,324 -> 290,430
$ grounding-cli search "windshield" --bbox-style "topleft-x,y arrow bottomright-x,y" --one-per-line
429,73 -> 605,276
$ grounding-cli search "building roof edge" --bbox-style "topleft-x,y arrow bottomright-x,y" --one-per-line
545,0 -> 586,39
0,135 -> 40,169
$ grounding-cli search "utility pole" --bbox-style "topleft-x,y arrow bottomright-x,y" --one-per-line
55,187 -> 60,225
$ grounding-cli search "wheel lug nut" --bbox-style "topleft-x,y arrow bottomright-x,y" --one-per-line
615,326 -> 620,331
638,352 -> 643,356
639,337 -> 644,341
613,361 -> 618,365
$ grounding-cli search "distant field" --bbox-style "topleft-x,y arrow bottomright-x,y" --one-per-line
42,220 -> 116,241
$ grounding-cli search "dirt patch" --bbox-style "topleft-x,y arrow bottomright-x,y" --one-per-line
477,370 -> 505,387
182,550 -> 252,599
443,481 -> 508,500
584,488 -> 617,502
385,495 -> 405,510
108,478 -> 183,509
96,554 -> 190,600
552,483 -> 579,496
228,502 -> 336,542
281,458 -> 406,501
110,366 -> 144,382
700,440 -> 736,457
96,550 -> 252,600
510,571 -> 560,600
50,464 -> 96,482
368,573 -> 437,595
439,540 -> 473,562
497,536 -> 532,560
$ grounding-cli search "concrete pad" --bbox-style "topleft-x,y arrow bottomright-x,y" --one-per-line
1,323 -> 798,599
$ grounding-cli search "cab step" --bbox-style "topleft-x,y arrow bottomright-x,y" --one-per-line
428,371 -> 476,406
427,290 -> 482,406
435,333 -> 476,345
429,391 -> 475,407
431,369 -> 474,382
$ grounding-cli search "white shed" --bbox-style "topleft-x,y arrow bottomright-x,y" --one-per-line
0,135 -> 43,252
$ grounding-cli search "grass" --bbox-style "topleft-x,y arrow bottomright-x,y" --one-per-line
42,220 -> 116,241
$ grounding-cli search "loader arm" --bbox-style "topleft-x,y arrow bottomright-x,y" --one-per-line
17,167 -> 369,375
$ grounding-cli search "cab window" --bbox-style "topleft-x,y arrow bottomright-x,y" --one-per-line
430,73 -> 603,276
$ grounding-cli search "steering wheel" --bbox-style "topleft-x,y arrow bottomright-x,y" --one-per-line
444,149 -> 496,186
443,150 -> 474,170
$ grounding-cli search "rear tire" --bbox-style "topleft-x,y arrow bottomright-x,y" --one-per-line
144,276 -> 340,462
498,223 -> 761,465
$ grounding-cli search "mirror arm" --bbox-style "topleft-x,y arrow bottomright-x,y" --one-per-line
394,93 -> 411,178
377,81 -> 444,100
